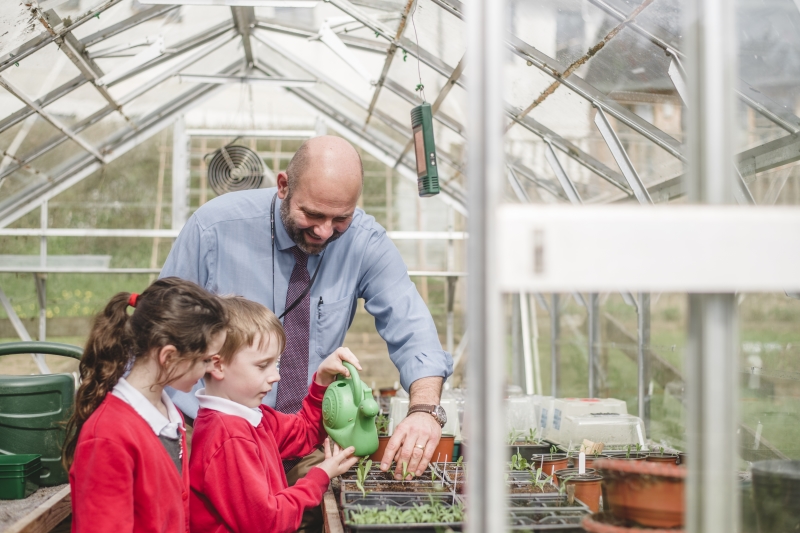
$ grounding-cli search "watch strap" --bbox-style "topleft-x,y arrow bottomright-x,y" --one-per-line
407,404 -> 437,416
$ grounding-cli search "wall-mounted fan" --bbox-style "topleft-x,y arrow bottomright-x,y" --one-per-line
205,144 -> 265,195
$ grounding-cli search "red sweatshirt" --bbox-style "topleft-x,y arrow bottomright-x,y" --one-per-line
70,395 -> 190,533
189,379 -> 330,533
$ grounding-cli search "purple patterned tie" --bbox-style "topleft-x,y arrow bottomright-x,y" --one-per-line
276,247 -> 311,473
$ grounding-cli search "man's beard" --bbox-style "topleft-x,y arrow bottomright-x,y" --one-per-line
280,194 -> 345,255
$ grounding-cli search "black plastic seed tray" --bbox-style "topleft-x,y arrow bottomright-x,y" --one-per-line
341,492 -> 460,509
340,482 -> 455,508
507,508 -> 586,532
342,493 -> 463,532
507,493 -> 589,512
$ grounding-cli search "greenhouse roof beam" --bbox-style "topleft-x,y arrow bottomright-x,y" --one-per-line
231,7 -> 257,68
431,0 -> 684,161
0,76 -> 105,163
507,161 -> 567,202
593,106 -> 653,204
364,0 -> 416,125
507,109 -> 631,194
0,74 -> 88,135
0,32 -> 235,183
0,0 -> 123,75
34,9 -> 134,126
0,61 -> 243,229
544,142 -> 582,204
254,19 -> 389,54
588,0 -> 800,134
105,21 -> 236,88
80,5 -> 179,48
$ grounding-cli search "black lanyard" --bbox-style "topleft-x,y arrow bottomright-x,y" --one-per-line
271,193 -> 325,320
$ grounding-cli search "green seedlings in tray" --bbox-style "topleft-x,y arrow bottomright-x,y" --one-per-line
347,497 -> 465,525
507,430 -> 521,445
355,457 -> 372,497
507,428 -> 543,445
508,452 -> 530,471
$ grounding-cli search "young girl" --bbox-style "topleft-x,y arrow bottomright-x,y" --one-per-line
63,277 -> 227,533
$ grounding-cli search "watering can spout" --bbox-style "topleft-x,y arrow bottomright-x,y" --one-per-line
322,361 -> 379,456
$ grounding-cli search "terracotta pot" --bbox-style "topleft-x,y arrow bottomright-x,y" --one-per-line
432,435 -> 456,463
595,458 -> 686,528
646,453 -> 679,465
530,454 -> 570,483
379,387 -> 398,397
369,436 -> 391,461
563,474 -> 603,513
569,453 -> 611,469
583,512 -> 685,533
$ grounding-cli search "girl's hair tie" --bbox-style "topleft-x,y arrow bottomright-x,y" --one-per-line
128,293 -> 139,308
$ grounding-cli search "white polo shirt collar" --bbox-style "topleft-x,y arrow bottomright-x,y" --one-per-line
195,388 -> 262,428
112,377 -> 183,439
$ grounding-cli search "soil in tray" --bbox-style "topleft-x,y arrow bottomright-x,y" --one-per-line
341,481 -> 451,493
507,482 -> 558,494
340,470 -> 397,481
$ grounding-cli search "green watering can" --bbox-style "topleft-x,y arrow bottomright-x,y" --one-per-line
322,362 -> 379,457
0,341 -> 83,486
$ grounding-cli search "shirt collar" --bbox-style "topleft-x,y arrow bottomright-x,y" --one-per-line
195,388 -> 262,428
272,194 -> 295,252
112,378 -> 183,438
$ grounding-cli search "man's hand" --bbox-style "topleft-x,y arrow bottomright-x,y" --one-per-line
379,376 -> 444,479
380,412 -> 442,479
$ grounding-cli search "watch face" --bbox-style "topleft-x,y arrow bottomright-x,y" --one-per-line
434,405 -> 447,427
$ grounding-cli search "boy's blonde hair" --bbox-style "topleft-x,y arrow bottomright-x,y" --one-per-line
219,296 -> 286,363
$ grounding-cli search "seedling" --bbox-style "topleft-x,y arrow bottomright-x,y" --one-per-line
530,466 -> 553,491
508,452 -> 530,471
626,445 -> 632,459
550,445 -> 558,460
507,430 -> 521,445
635,443 -> 642,453
401,461 -> 414,481
375,414 -> 390,436
355,457 -> 372,497
347,497 -> 465,525
659,446 -> 665,455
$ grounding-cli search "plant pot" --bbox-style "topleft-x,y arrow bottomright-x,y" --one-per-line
751,460 -> 800,533
530,454 -> 570,481
569,453 -> 611,469
604,453 -> 648,461
583,511 -> 685,532
595,458 -> 685,528
677,453 -> 687,466
432,435 -> 456,463
560,473 -> 603,513
369,436 -> 391,461
646,453 -> 679,465
507,443 -> 552,459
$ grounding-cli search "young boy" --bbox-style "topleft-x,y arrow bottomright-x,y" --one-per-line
189,296 -> 360,533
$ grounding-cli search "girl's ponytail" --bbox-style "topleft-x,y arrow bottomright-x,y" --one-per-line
63,292 -> 133,468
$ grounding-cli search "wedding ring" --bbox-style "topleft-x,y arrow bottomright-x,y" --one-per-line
415,444 -> 425,449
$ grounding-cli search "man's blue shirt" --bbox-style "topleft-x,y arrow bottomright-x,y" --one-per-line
160,188 -> 453,417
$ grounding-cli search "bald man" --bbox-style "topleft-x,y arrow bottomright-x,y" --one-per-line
161,136 -> 453,531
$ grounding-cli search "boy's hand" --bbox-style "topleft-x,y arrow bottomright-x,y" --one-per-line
315,347 -> 362,386
317,438 -> 359,479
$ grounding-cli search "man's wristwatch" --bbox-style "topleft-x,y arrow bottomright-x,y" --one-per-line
407,404 -> 447,428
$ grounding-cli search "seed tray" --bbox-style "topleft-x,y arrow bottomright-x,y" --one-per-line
507,493 -> 589,511
342,496 -> 463,532
341,492 -> 460,509
507,508 -> 586,532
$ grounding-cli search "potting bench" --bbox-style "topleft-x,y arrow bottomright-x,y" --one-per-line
322,486 -> 344,533
0,485 -> 71,533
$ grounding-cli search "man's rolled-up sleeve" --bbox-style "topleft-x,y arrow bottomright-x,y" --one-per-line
358,230 -> 453,392
160,215 -> 212,288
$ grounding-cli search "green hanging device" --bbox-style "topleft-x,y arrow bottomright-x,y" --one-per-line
322,362 -> 379,457
410,102 -> 440,197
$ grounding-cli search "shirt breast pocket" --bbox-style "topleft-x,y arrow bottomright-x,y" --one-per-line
315,295 -> 354,358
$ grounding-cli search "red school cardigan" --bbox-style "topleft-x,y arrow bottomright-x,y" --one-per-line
189,379 -> 330,533
70,395 -> 190,533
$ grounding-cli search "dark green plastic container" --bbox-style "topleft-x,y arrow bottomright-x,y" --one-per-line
752,460 -> 800,533
0,454 -> 43,500
0,342 -> 82,486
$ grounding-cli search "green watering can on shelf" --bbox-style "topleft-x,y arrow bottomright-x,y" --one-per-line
322,362 -> 379,457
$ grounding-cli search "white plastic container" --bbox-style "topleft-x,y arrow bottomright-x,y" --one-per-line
506,395 -> 541,437
549,413 -> 646,449
537,397 -> 556,440
547,398 -> 628,445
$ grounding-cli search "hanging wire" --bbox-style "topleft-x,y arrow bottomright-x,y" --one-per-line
410,2 -> 426,102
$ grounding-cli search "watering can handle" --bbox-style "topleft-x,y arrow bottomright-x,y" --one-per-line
0,341 -> 82,360
341,361 -> 364,404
